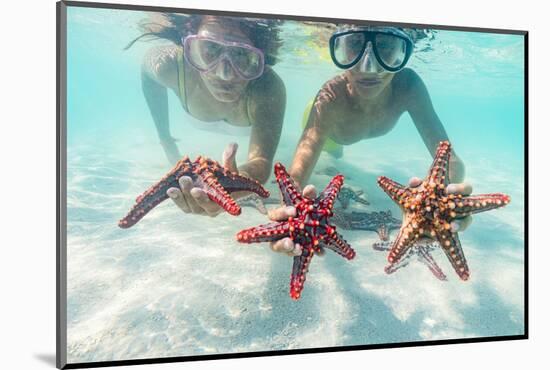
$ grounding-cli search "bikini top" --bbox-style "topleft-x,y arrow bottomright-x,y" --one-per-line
175,47 -> 252,137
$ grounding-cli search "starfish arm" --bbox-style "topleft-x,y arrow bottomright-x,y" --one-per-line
451,193 -> 511,218
319,174 -> 345,210
331,211 -> 353,230
378,210 -> 402,231
118,157 -> 197,228
253,198 -> 268,215
384,245 -> 416,274
289,247 -> 315,300
238,194 -> 268,214
377,176 -> 413,207
387,220 -> 419,265
427,141 -> 451,187
197,172 -> 241,215
353,194 -> 370,206
373,241 -> 392,251
216,172 -> 270,198
346,212 -> 389,233
416,245 -> 448,281
377,224 -> 390,241
349,220 -> 378,232
236,221 -> 290,243
388,218 -> 403,231
118,173 -> 179,228
322,232 -> 356,260
436,230 -> 470,281
338,195 -> 350,209
274,163 -> 303,206
340,211 -> 401,240
384,258 -> 412,275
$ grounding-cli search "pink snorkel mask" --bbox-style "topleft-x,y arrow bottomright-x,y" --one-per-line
182,35 -> 265,80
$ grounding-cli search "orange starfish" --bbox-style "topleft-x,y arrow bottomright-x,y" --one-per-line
377,141 -> 510,280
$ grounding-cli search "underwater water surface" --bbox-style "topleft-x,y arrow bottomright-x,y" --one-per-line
65,7 -> 525,363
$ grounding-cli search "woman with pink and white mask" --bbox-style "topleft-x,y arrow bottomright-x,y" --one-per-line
128,14 -> 286,217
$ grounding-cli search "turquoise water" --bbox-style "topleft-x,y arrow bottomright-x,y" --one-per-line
65,7 -> 525,363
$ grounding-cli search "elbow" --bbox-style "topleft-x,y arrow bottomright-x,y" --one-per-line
240,158 -> 271,185
256,165 -> 271,185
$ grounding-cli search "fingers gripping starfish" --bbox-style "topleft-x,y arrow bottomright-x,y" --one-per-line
119,155 -> 270,228
377,141 -> 510,281
236,163 -> 355,300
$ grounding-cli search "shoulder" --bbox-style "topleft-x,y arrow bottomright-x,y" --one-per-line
316,74 -> 348,105
391,68 -> 429,96
310,74 -> 349,125
141,45 -> 180,90
391,68 -> 431,108
249,67 -> 286,101
246,67 -> 287,120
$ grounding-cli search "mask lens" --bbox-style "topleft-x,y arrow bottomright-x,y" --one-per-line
188,38 -> 224,70
228,46 -> 263,79
374,33 -> 407,69
333,32 -> 366,67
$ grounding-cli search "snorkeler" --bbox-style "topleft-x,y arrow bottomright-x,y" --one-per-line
268,25 -> 472,256
127,14 -> 286,216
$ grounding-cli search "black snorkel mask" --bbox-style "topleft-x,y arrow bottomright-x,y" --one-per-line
329,26 -> 414,72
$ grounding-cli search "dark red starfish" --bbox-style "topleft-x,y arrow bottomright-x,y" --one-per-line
236,163 -> 355,300
377,141 -> 511,280
119,155 -> 269,228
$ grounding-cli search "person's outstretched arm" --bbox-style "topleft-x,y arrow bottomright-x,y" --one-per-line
141,46 -> 181,164
289,95 -> 332,188
241,69 -> 287,184
403,69 -> 472,231
404,68 -> 465,183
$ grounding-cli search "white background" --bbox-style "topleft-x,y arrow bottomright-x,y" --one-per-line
1,0 -> 546,369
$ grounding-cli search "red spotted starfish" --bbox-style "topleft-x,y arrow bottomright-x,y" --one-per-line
377,141 -> 510,281
119,155 -> 269,228
236,163 -> 355,300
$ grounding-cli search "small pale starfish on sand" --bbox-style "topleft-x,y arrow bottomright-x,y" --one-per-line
332,210 -> 401,241
373,240 -> 447,281
377,141 -> 510,280
337,186 -> 370,209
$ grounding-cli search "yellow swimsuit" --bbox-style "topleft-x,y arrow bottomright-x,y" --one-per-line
301,98 -> 343,156
179,46 -> 338,149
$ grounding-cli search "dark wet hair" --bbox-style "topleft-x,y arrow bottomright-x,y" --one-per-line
322,22 -> 436,44
300,21 -> 436,51
125,13 -> 284,66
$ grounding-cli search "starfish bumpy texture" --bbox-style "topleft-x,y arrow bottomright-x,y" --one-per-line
119,155 -> 269,228
377,141 -> 510,280
236,163 -> 355,300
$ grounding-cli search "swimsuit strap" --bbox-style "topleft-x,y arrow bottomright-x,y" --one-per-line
176,47 -> 190,114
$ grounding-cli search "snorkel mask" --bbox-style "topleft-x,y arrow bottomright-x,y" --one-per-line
182,34 -> 265,80
329,26 -> 414,72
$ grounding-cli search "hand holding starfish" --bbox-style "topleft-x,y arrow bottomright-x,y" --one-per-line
167,142 -> 247,217
266,185 -> 326,257
409,177 -> 473,232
